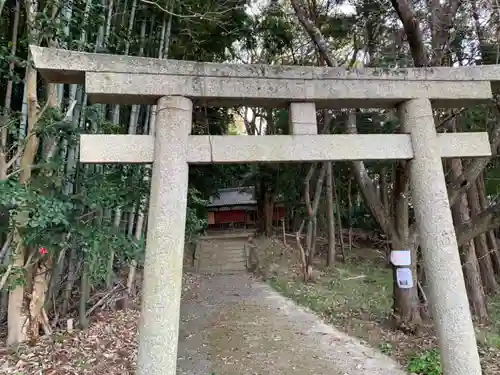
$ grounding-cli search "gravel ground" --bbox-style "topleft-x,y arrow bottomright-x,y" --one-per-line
177,273 -> 408,375
0,272 -> 409,375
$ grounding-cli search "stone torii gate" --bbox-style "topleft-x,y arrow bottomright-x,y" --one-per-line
31,45 -> 499,375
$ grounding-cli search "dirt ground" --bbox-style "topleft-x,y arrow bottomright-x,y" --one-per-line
256,237 -> 500,375
178,273 -> 406,375
0,272 -> 407,375
2,238 -> 499,375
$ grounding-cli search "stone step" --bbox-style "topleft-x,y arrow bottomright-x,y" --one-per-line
199,247 -> 245,254
195,238 -> 249,274
199,248 -> 245,254
198,265 -> 247,273
199,259 -> 246,267
199,260 -> 246,267
198,268 -> 246,274
198,251 -> 246,261
199,260 -> 246,270
199,254 -> 246,262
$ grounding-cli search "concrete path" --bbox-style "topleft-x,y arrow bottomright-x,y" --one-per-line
177,273 -> 408,375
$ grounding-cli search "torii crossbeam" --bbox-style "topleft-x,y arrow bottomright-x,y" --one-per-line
31,45 -> 500,375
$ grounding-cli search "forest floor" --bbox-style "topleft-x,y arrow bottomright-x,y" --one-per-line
1,237 -> 499,375
256,237 -> 500,375
1,272 -> 406,375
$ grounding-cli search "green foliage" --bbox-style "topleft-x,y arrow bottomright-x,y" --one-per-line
256,6 -> 295,57
186,187 -> 209,240
74,222 -> 141,283
168,0 -> 251,62
0,265 -> 26,291
407,349 -> 442,375
378,342 -> 393,355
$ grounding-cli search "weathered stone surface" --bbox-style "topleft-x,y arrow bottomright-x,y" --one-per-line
84,71 -> 491,107
30,46 -> 497,107
80,135 -> 154,163
188,133 -> 491,162
399,98 -> 482,375
30,45 -> 500,83
79,133 -> 491,164
189,134 -> 414,162
136,96 -> 192,375
289,102 -> 318,134
437,132 -> 491,158
196,234 -> 249,274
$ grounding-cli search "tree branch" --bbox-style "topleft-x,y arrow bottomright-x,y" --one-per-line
290,0 -> 337,67
347,111 -> 400,242
456,202 -> 500,246
448,102 -> 500,205
390,0 -> 428,66
291,0 -> 399,242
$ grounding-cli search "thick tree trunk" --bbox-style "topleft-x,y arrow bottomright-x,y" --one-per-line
391,238 -> 421,331
8,13 -> 40,342
26,14 -> 62,339
391,161 -> 421,330
28,260 -> 52,339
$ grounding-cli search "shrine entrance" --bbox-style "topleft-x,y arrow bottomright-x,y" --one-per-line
31,45 -> 499,375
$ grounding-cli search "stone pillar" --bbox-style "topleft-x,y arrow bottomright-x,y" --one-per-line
398,98 -> 481,375
136,96 -> 192,375
289,102 -> 317,134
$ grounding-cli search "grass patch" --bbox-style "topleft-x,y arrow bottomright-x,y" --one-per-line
407,348 -> 441,375
488,293 -> 500,336
265,247 -> 500,375
268,260 -> 392,326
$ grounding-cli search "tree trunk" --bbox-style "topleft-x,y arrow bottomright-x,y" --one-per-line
466,180 -> 498,294
391,161 -> 421,331
26,5 -> 62,338
28,259 -> 52,339
61,246 -> 77,317
326,162 -> 335,266
8,0 -> 40,342
1,0 -> 20,179
380,167 -> 390,218
79,257 -> 89,329
257,179 -> 266,234
332,171 -> 346,262
477,174 -> 500,273
0,246 -> 11,324
7,237 -> 28,345
264,191 -> 275,237
106,208 -> 121,289
450,159 -> 488,321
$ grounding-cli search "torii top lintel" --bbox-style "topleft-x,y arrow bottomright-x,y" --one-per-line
30,45 -> 500,108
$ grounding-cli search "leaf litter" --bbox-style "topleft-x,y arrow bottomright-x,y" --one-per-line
0,273 -> 203,375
